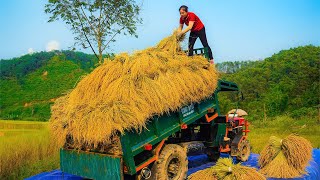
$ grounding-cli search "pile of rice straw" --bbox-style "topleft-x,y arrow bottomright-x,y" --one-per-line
188,158 -> 266,180
259,134 -> 313,178
49,31 -> 219,149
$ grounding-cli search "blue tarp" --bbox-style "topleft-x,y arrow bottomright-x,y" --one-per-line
188,149 -> 320,180
26,149 -> 320,180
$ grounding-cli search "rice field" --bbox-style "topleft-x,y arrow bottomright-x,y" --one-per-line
0,120 -> 59,180
0,115 -> 318,179
248,115 -> 320,153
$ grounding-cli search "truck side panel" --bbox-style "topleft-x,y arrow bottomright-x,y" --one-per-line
120,96 -> 218,175
60,149 -> 122,180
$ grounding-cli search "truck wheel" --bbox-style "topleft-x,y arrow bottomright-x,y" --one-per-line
151,144 -> 188,180
237,139 -> 250,162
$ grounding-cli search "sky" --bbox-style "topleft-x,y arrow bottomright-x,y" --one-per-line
0,0 -> 319,62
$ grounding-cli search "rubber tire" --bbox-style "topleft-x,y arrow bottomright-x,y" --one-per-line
205,147 -> 220,162
150,144 -> 188,180
236,139 -> 251,162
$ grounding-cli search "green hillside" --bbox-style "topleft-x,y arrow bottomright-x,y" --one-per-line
218,45 -> 320,120
0,51 -> 110,121
0,46 -> 319,121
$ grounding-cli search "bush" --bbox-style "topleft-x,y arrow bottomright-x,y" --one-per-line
290,107 -> 318,118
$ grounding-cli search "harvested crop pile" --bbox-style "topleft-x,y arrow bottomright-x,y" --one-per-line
50,31 -> 219,149
259,134 -> 313,178
188,158 -> 266,180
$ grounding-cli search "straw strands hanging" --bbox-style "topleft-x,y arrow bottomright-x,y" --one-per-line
188,158 -> 266,180
49,31 -> 219,149
259,134 -> 313,178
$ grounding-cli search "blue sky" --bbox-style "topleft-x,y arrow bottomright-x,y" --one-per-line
1,0 -> 319,62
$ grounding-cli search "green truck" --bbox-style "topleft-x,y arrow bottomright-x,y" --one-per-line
60,48 -> 251,180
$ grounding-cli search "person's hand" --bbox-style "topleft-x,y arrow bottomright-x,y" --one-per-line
177,32 -> 183,37
210,59 -> 214,64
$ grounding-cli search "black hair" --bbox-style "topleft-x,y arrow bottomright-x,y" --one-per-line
179,5 -> 188,12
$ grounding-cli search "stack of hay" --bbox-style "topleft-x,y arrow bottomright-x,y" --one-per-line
188,158 -> 266,180
49,31 -> 219,150
259,134 -> 313,178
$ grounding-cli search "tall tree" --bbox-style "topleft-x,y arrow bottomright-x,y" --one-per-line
45,0 -> 142,63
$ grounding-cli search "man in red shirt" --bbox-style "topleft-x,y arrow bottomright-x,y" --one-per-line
178,5 -> 214,64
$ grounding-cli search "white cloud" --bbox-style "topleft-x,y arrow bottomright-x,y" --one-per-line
46,40 -> 60,51
28,48 -> 35,54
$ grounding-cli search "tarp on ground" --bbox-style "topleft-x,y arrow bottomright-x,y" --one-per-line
26,149 -> 320,180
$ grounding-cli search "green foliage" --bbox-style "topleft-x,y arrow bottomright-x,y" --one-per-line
0,52 -> 98,121
218,45 -> 320,120
249,115 -> 320,153
290,107 -> 318,118
0,50 -> 103,79
0,51 -> 56,79
45,0 -> 142,63
1,45 -> 318,121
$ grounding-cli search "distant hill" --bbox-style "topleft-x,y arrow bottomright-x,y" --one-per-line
218,45 -> 320,120
0,46 -> 319,121
0,51 -> 112,121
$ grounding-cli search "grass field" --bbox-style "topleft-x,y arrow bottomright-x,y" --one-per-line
249,115 -> 320,153
0,120 -> 59,180
0,115 -> 319,179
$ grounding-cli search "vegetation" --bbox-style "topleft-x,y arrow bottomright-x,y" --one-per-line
0,45 -> 319,179
0,50 -> 113,121
1,45 -> 319,122
45,0 -> 142,63
0,50 -> 100,80
218,45 -> 320,121
216,46 -> 320,155
249,115 -> 320,153
0,120 -> 59,180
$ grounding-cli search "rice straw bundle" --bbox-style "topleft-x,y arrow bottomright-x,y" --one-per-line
188,158 -> 266,180
188,169 -> 218,180
259,134 -> 313,178
260,151 -> 300,178
49,30 -> 219,149
283,134 -> 313,172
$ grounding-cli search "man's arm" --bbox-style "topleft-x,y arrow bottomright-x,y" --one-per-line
179,21 -> 194,35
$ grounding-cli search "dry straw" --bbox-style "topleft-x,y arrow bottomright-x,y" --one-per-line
259,134 -> 313,178
49,31 -> 219,149
188,158 -> 266,180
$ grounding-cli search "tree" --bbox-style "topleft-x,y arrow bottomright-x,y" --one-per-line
45,0 -> 142,63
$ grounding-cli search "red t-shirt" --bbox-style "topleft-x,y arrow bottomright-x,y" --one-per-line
180,12 -> 204,32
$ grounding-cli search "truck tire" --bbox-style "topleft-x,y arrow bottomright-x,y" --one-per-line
150,144 -> 188,180
205,147 -> 220,161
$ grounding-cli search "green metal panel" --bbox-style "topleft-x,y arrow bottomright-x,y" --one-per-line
190,47 -> 209,60
117,80 -> 238,175
120,96 -> 218,175
216,79 -> 239,92
120,113 -> 182,175
60,149 -> 122,180
214,93 -> 221,115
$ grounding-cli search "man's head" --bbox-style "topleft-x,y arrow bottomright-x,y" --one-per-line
179,5 -> 188,18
